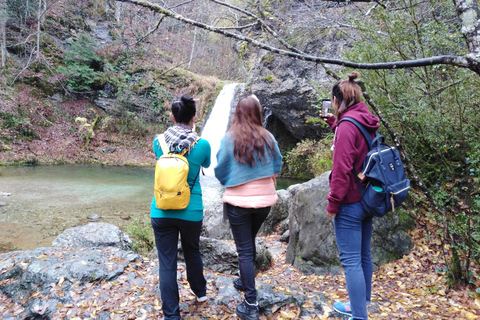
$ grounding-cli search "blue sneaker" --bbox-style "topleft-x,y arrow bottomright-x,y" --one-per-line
333,301 -> 352,316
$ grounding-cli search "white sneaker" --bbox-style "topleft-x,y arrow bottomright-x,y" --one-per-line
189,289 -> 207,302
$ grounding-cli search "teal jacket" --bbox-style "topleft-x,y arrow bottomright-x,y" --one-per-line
214,132 -> 282,187
150,136 -> 211,221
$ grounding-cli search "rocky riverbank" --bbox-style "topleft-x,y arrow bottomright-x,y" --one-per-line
0,223 -> 331,319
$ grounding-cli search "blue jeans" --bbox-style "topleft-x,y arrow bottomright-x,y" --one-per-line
334,202 -> 373,320
151,218 -> 206,320
226,204 -> 270,304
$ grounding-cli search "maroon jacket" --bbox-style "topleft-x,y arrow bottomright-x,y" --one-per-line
326,101 -> 380,214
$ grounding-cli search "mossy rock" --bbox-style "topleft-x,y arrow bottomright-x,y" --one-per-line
261,54 -> 275,65
264,75 -> 275,83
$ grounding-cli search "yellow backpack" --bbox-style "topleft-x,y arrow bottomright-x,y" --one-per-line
154,134 -> 200,210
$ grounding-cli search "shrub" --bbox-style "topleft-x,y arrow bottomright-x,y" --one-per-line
59,33 -> 102,91
285,136 -> 333,179
125,217 -> 155,256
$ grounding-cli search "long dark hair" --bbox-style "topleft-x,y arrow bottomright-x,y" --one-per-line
171,94 -> 196,124
228,95 -> 276,167
331,71 -> 362,119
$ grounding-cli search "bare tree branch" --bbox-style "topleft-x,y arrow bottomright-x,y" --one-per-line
209,0 -> 304,54
169,0 -> 195,11
135,15 -> 166,45
10,48 -> 36,85
216,22 -> 257,30
1,0 -> 6,68
115,0 -> 479,74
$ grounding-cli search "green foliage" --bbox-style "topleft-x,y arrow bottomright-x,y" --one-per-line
345,0 -> 480,285
101,60 -> 173,122
5,0 -> 37,23
75,115 -> 99,151
0,112 -> 38,141
261,54 -> 275,65
285,136 -> 333,179
125,216 -> 155,256
59,33 -> 102,91
146,85 -> 173,115
264,75 -> 274,82
116,112 -> 150,137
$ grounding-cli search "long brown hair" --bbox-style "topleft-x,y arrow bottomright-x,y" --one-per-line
228,95 -> 276,167
331,71 -> 362,119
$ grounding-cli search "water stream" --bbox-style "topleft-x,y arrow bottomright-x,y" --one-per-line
0,165 -> 303,253
201,83 -> 244,176
0,165 -> 222,253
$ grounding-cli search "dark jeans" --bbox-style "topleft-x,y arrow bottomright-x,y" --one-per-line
226,203 -> 270,304
334,202 -> 373,320
151,218 -> 206,320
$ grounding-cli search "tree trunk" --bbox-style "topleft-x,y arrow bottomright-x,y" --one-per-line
188,27 -> 197,69
1,0 -> 6,67
454,0 -> 480,74
36,0 -> 43,60
115,2 -> 122,23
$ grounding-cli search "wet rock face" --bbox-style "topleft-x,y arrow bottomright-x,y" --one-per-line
246,20 -> 355,145
248,52 -> 328,143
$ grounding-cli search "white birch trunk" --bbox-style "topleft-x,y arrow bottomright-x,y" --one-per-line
36,0 -> 42,60
188,27 -> 197,69
1,0 -> 6,67
115,2 -> 122,23
455,0 -> 480,54
455,0 -> 480,73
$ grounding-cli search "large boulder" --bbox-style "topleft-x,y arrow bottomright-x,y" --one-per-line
259,189 -> 291,235
52,222 -> 132,250
182,237 -> 271,275
202,197 -> 232,240
286,171 -> 414,275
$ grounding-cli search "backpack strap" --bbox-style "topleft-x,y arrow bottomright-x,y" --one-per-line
159,134 -> 170,155
337,117 -> 377,195
338,117 -> 375,149
178,137 -> 200,156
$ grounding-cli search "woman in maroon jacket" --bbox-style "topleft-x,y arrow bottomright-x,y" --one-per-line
324,72 -> 379,320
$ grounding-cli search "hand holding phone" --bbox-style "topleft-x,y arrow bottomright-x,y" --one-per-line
320,99 -> 331,119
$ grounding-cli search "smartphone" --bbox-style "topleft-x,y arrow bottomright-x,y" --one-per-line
321,99 -> 331,119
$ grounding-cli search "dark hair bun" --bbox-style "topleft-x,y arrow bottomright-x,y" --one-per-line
171,94 -> 196,124
181,94 -> 194,103
347,71 -> 360,81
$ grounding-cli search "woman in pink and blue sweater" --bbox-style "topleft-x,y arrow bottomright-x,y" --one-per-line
214,94 -> 282,320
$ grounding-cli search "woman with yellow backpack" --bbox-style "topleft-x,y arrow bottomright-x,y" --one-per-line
150,94 -> 211,320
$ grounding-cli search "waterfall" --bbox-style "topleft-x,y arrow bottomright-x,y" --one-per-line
263,106 -> 273,129
201,83 -> 245,176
